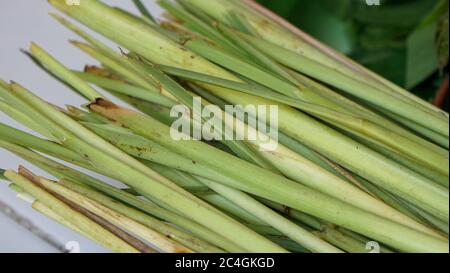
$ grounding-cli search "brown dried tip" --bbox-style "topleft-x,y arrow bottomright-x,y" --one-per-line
18,166 -> 38,183
88,98 -> 118,110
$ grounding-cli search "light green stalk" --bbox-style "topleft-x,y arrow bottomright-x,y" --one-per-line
157,64 -> 448,175
4,170 -> 138,253
86,62 -> 443,237
184,0 -> 449,123
47,0 -> 449,222
89,100 -> 449,252
29,43 -> 103,101
5,80 -> 285,252
237,33 -> 449,136
196,176 -> 343,253
36,177 -> 194,253
74,72 -> 177,108
0,138 -> 246,253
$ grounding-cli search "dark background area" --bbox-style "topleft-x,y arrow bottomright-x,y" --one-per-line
258,0 -> 449,110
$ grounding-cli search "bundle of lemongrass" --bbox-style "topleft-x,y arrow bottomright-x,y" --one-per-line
0,0 -> 448,253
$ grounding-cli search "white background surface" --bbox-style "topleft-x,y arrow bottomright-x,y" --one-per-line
0,0 -> 162,253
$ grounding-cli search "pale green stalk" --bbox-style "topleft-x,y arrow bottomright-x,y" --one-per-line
0,99 -> 54,140
90,100 -> 449,252
29,43 -> 103,101
158,65 -> 448,175
58,179 -> 224,252
36,177 -> 194,253
112,63 -> 444,236
81,114 -> 444,238
237,33 -> 449,136
312,228 -> 368,253
53,1 -> 446,221
74,72 -> 177,108
197,176 -> 343,253
4,170 -> 138,253
185,0 -> 449,121
6,81 -> 284,252
32,201 -> 95,242
0,138 -> 246,252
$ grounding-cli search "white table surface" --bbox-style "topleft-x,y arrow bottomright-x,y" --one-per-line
0,0 -> 162,253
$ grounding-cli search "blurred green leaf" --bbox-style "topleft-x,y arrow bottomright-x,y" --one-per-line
436,11 -> 449,70
258,0 -> 448,98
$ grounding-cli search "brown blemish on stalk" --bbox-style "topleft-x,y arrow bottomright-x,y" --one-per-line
282,205 -> 291,216
91,98 -> 119,109
84,65 -> 121,80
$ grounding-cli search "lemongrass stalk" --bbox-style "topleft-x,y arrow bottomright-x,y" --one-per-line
81,122 -> 238,185
165,64 -> 446,160
200,192 -> 267,225
32,201 -> 94,241
57,179 -> 224,252
357,177 -> 426,224
240,0 -> 449,119
190,82 -> 372,192
0,99 -> 55,141
159,0 -> 242,55
7,183 -> 100,246
113,94 -> 176,126
50,13 -> 160,90
48,0 -> 450,248
158,65 -> 449,173
65,105 -> 109,124
349,133 -> 448,188
255,198 -> 323,230
197,176 -> 343,253
217,24 -> 300,85
141,160 -> 268,224
150,163 -> 271,227
312,109 -> 449,176
29,43 -> 103,101
89,100 -> 449,252
132,0 -> 155,22
0,139 -> 246,252
399,200 -> 449,236
373,105 -> 449,149
267,236 -> 310,253
7,83 -> 284,252
287,69 -> 449,156
147,163 -> 211,194
312,228 -> 368,253
237,33 -> 449,136
189,0 -> 449,120
120,64 -> 445,235
184,38 -> 339,108
34,176 -> 193,253
4,170 -> 138,253
0,123 -> 88,166
10,76 -> 195,200
74,72 -> 177,108
71,42 -> 160,92
1,82 -> 59,140
18,168 -> 158,253
132,60 -> 281,171
81,116 -> 444,237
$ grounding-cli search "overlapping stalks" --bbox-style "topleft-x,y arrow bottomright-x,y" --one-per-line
0,0 -> 448,253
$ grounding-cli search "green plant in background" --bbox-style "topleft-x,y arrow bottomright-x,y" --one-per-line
258,0 -> 449,108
